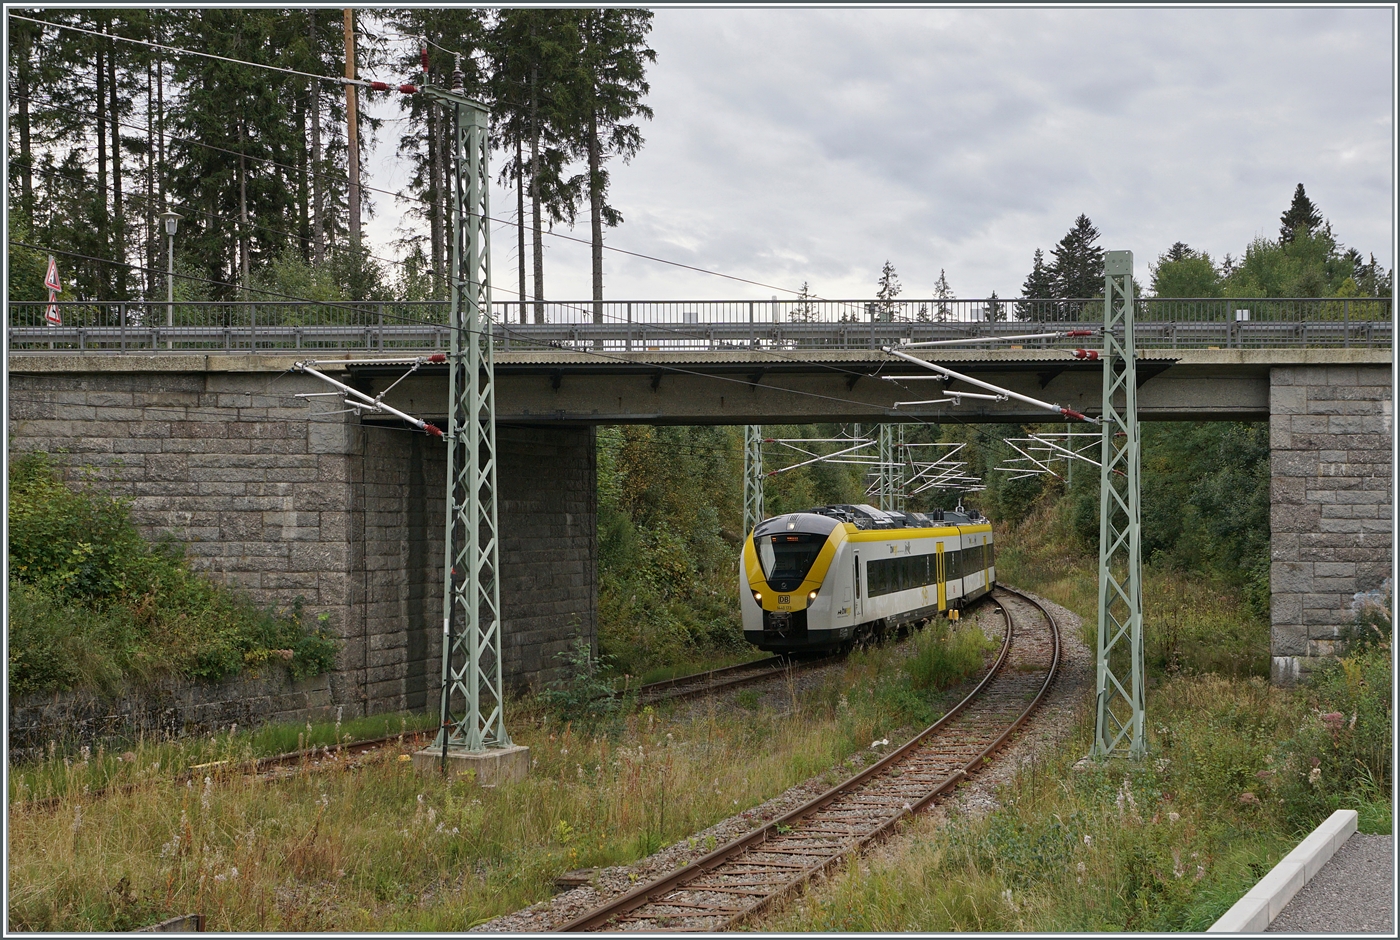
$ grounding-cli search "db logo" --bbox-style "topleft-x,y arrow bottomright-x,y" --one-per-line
778,595 -> 791,605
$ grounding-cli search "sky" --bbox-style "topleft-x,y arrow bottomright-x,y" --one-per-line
362,6 -> 1396,302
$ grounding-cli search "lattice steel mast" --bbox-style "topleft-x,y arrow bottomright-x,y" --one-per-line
1092,250 -> 1146,759
877,424 -> 906,512
743,425 -> 765,536
430,65 -> 511,756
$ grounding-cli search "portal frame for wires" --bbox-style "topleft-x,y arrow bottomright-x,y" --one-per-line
1092,251 -> 1146,760
429,77 -> 511,756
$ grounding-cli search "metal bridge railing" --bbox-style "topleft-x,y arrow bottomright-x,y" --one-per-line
7,297 -> 1391,354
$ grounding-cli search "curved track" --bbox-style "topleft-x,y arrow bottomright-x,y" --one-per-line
557,586 -> 1060,932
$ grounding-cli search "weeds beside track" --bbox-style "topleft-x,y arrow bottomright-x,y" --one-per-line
557,587 -> 1059,931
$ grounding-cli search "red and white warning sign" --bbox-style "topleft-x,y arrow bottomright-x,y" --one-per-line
44,255 -> 62,324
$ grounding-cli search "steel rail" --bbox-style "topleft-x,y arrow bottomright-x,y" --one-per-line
637,655 -> 843,706
556,586 -> 1060,932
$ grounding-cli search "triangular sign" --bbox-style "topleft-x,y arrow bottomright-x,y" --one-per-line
44,255 -> 61,293
45,303 -> 62,326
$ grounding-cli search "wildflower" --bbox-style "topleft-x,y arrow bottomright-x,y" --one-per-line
80,745 -> 91,762
1168,812 -> 1180,824
1083,834 -> 1092,846
1308,767 -> 1322,787
1076,862 -> 1085,873
1195,865 -> 1205,881
201,776 -> 213,810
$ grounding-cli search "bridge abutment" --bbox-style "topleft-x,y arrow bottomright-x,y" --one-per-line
1269,365 -> 1393,683
7,369 -> 597,720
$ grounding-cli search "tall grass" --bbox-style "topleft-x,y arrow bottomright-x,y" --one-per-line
6,616 -> 989,932
770,513 -> 1390,933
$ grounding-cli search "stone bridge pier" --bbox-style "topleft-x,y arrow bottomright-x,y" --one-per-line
1270,364 -> 1393,682
7,367 -> 597,719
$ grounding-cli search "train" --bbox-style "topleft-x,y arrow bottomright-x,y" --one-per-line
740,503 -> 995,653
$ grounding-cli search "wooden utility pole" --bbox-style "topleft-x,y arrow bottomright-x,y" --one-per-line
343,8 -> 361,252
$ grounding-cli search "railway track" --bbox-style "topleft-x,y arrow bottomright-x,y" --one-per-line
556,586 -> 1060,933
635,655 -> 837,705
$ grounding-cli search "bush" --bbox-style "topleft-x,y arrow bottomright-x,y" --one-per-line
7,451 -> 338,694
540,636 -> 626,733
906,619 -> 994,692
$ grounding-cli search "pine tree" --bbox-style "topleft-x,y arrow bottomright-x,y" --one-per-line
1016,248 -> 1054,320
564,9 -> 655,321
1050,214 -> 1104,307
789,280 -> 819,323
932,268 -> 953,322
1279,183 -> 1322,244
875,260 -> 902,321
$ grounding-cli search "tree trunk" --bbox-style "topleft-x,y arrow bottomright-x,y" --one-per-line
309,11 -> 325,266
343,8 -> 361,254
530,59 -> 544,324
96,43 -> 108,265
297,90 -> 310,262
108,27 -> 126,296
435,99 -> 449,295
516,134 -> 526,322
589,109 -> 603,321
238,121 -> 250,298
15,22 -> 33,221
146,59 -> 155,297
426,101 -> 441,294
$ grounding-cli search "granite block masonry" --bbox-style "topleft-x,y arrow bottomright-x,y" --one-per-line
7,369 -> 598,723
1270,365 -> 1393,683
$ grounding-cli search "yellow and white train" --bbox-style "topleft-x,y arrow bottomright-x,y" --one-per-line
740,504 -> 995,653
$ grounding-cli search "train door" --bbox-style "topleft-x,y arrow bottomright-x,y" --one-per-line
982,535 -> 989,589
935,542 -> 946,610
853,552 -> 863,620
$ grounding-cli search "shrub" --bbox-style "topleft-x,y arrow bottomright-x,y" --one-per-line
540,636 -> 625,733
906,619 -> 994,692
7,451 -> 339,694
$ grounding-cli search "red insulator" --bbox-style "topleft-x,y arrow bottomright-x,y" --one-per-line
398,83 -> 419,94
423,423 -> 444,437
1065,329 -> 1094,337
369,81 -> 390,91
1060,407 -> 1090,422
420,45 -> 429,72
427,353 -> 447,363
1073,348 -> 1099,360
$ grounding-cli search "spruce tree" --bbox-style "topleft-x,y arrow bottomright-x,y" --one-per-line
932,268 -> 953,322
1279,183 -> 1322,244
1050,214 -> 1105,318
563,9 -> 655,320
1016,247 -> 1054,320
875,260 -> 902,321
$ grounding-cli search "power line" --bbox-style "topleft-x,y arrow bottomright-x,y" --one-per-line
8,13 -> 374,91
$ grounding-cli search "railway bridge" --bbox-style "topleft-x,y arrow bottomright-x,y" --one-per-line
6,297 -> 1392,716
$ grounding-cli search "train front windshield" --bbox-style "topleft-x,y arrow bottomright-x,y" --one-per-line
757,533 -> 825,584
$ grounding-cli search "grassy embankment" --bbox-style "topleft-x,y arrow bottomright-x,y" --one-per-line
771,503 -> 1392,932
7,616 -> 994,931
7,452 -> 336,698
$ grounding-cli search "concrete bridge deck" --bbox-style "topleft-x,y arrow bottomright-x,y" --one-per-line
9,345 -> 1390,424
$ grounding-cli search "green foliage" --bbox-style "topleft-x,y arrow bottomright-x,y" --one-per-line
905,619 -> 994,692
7,451 -> 337,695
540,636 -> 626,733
1151,243 -> 1222,298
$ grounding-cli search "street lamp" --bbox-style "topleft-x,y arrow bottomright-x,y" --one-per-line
159,210 -> 181,348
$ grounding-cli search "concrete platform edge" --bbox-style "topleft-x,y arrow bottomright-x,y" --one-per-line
1207,809 -> 1359,932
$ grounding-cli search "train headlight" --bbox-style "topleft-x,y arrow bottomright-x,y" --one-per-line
752,591 -> 762,604
808,590 -> 818,601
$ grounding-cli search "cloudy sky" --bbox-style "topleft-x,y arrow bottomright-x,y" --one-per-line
364,6 -> 1395,302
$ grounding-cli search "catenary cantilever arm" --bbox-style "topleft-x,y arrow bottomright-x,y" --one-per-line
293,359 -> 443,437
882,346 -> 1097,423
